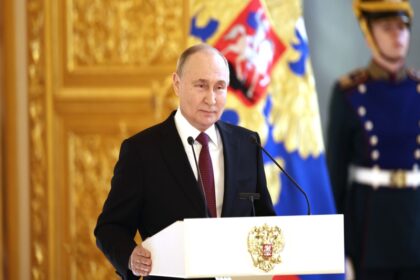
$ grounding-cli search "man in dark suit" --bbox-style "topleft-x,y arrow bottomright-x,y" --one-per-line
94,44 -> 275,280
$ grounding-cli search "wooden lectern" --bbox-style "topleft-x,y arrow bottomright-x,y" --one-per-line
142,215 -> 344,278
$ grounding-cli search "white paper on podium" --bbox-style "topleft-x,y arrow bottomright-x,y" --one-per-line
142,215 -> 344,278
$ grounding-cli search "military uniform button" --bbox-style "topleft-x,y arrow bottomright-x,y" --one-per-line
358,84 -> 367,94
417,135 -> 420,144
415,149 -> 420,159
358,106 -> 366,117
371,150 -> 380,160
370,135 -> 378,146
417,84 -> 420,93
365,121 -> 373,131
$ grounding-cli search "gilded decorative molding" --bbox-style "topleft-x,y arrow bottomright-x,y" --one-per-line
27,0 -> 49,279
68,0 -> 185,69
152,76 -> 178,119
67,131 -> 126,278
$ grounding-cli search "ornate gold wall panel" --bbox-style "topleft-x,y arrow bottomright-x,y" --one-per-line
68,0 -> 185,68
27,0 -> 185,279
67,131 -> 120,279
58,0 -> 188,87
54,113 -> 149,279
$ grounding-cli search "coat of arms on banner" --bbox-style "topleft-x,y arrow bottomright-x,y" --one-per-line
247,223 -> 285,272
213,0 -> 285,106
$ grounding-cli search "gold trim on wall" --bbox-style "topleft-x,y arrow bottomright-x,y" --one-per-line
0,0 -> 5,277
3,0 -> 32,278
27,0 -> 52,278
2,0 -> 19,278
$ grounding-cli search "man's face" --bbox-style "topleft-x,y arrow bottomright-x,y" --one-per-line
172,50 -> 229,131
371,17 -> 410,62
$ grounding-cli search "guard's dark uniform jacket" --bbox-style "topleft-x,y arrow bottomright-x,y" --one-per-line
327,61 -> 420,270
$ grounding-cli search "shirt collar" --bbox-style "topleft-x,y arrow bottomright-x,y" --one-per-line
174,109 -> 219,146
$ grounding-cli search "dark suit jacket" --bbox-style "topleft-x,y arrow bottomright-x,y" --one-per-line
94,111 -> 275,280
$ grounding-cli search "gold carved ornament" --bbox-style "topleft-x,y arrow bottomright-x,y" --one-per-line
70,0 -> 183,68
28,0 -> 49,278
247,224 -> 285,272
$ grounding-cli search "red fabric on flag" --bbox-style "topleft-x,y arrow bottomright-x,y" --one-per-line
213,0 -> 286,106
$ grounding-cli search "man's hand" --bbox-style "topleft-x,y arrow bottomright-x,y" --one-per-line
129,245 -> 152,277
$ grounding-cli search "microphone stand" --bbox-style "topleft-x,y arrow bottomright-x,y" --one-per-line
250,135 -> 311,215
239,192 -> 261,217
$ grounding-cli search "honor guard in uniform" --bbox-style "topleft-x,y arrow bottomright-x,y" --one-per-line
327,0 -> 420,279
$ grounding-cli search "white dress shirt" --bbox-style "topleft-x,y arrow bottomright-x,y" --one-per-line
174,109 -> 225,217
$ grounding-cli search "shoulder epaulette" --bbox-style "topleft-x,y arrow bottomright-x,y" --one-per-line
407,68 -> 420,82
338,68 -> 369,90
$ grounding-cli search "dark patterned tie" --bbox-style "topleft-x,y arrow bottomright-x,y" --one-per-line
196,132 -> 217,217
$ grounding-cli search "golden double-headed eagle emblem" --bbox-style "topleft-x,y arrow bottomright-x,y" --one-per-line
247,223 -> 285,272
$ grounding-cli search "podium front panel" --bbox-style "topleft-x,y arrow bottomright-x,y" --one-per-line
143,215 -> 345,278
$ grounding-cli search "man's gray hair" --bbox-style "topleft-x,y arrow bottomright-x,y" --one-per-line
175,44 -> 229,77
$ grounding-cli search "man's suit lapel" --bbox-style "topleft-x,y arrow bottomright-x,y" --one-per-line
217,121 -> 240,217
158,113 -> 207,216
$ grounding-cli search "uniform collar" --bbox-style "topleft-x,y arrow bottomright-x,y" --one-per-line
367,60 -> 406,82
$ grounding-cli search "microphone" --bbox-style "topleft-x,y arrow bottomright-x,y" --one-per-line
187,136 -> 210,218
250,135 -> 311,215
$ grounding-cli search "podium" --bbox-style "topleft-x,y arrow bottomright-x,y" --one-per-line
142,215 -> 344,278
